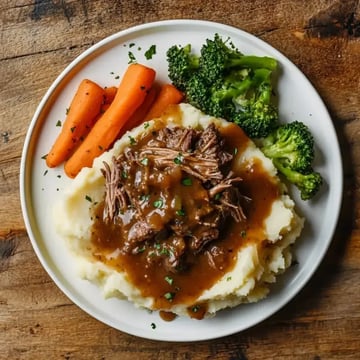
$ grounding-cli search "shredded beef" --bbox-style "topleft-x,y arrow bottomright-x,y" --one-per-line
101,124 -> 248,272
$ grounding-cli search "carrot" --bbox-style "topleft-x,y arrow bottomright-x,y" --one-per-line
144,83 -> 184,121
103,86 -> 117,104
118,85 -> 158,136
64,63 -> 156,178
46,79 -> 105,168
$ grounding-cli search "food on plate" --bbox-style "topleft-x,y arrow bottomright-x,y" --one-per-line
166,34 -> 323,199
166,33 -> 278,139
64,63 -> 156,178
260,121 -> 323,200
143,83 -> 184,122
54,103 -> 304,320
46,79 -> 105,168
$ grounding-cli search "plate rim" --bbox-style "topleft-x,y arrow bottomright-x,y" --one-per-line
20,19 -> 343,342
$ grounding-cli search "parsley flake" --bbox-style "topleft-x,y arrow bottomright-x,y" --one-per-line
56,120 -> 62,127
192,305 -> 200,313
128,51 -> 136,64
85,195 -> 92,202
140,157 -> 149,166
128,136 -> 136,145
181,177 -> 192,186
176,209 -> 185,216
164,292 -> 175,301
144,44 -> 156,60
164,276 -> 174,285
174,153 -> 184,165
153,199 -> 163,209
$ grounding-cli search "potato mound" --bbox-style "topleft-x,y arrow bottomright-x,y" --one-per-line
54,103 -> 304,319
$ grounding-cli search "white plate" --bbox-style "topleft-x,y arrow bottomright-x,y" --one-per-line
20,20 -> 343,342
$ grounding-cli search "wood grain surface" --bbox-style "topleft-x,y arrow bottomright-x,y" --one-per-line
1,0 -> 359,359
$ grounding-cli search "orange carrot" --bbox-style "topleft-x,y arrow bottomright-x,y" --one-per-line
46,79 -> 105,168
64,63 -> 156,178
119,86 -> 158,136
103,86 -> 117,104
144,83 -> 184,121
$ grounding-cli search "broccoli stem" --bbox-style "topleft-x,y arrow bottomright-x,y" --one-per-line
229,56 -> 277,71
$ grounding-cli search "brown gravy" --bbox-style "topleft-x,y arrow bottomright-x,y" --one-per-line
90,109 -> 279,319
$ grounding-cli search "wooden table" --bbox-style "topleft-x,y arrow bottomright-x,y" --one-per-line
1,1 -> 359,358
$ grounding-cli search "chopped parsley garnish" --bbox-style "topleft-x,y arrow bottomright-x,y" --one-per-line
164,276 -> 174,285
150,322 -> 156,329
164,292 -> 175,301
144,44 -> 156,60
121,171 -> 128,179
128,51 -> 136,64
176,209 -> 185,216
128,136 -> 136,145
153,199 -> 163,209
192,305 -> 200,313
181,177 -> 192,186
140,157 -> 149,166
41,154 -> 48,160
174,153 -> 184,165
85,195 -> 92,202
43,170 -> 48,176
56,120 -> 62,127
140,194 -> 150,202
136,246 -> 146,254
129,42 -> 135,48
214,193 -> 222,200
240,230 -> 247,238
144,122 -> 150,129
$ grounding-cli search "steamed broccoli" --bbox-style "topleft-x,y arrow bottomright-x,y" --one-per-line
166,34 -> 279,138
261,122 -> 323,200
199,34 -> 277,84
167,43 -> 199,91
261,121 -> 315,172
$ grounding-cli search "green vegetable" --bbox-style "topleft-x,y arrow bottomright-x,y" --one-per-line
153,199 -> 163,208
261,121 -> 315,172
164,292 -> 175,301
166,43 -> 200,92
261,121 -> 323,200
144,44 -> 156,60
166,34 -> 278,138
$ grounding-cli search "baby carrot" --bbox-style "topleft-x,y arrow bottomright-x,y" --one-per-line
103,86 -> 117,104
144,83 -> 184,121
64,63 -> 156,178
119,85 -> 158,136
46,79 -> 105,168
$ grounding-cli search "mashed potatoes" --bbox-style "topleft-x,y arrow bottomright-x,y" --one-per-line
54,103 -> 304,319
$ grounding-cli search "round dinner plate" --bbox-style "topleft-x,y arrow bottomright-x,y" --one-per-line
20,20 -> 343,342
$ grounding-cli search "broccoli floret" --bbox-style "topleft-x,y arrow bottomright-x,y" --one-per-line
273,159 -> 323,200
167,34 -> 279,138
166,44 -> 199,91
231,68 -> 278,138
199,34 -> 277,84
260,122 -> 322,200
261,121 -> 315,172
